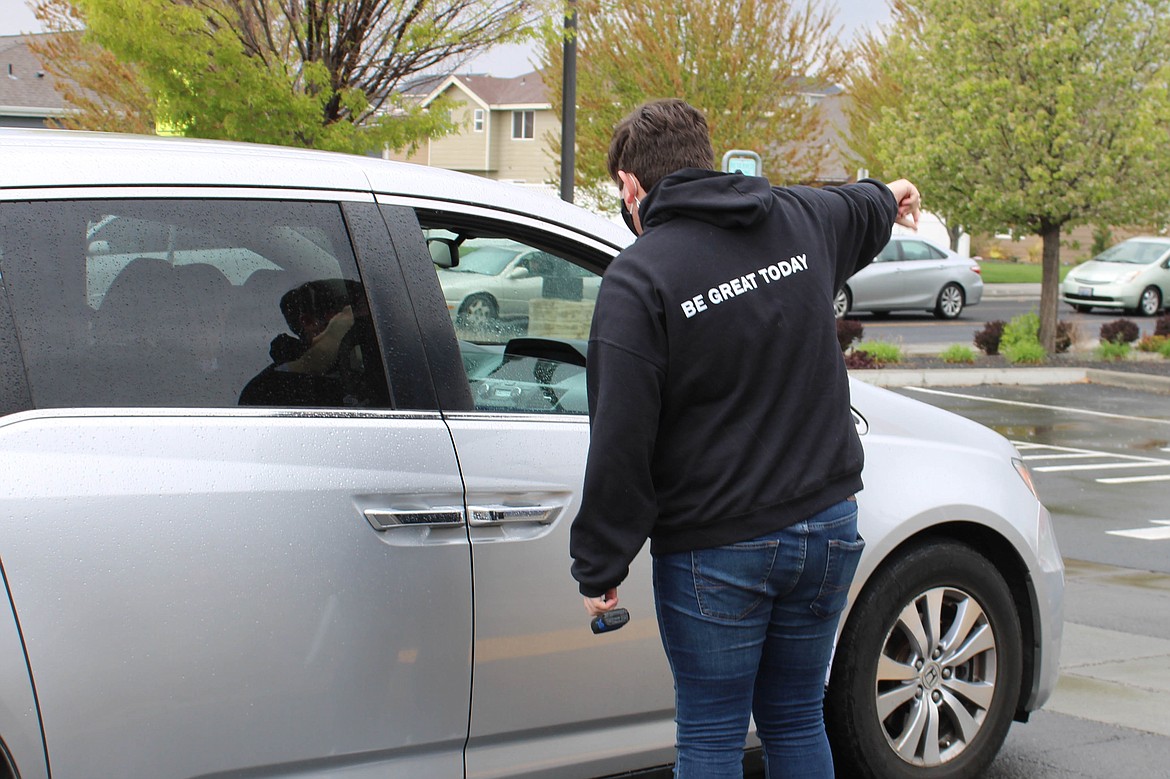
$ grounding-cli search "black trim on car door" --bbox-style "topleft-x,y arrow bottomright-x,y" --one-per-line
0,213 -> 35,417
376,204 -> 475,413
340,201 -> 438,411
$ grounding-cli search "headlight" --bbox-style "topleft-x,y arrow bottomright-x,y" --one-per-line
1118,270 -> 1141,284
1013,457 -> 1039,498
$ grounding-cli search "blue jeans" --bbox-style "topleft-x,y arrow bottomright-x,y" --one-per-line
652,499 -> 864,779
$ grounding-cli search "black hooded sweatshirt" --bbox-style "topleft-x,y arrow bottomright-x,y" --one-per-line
569,168 -> 897,597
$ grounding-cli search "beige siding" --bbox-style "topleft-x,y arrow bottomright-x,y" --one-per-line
427,92 -> 490,172
382,145 -> 419,164
489,108 -> 558,184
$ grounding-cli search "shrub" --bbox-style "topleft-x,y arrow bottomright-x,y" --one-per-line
1160,339 -> 1170,359
1003,341 -> 1047,364
836,319 -> 864,352
939,344 -> 977,364
855,341 -> 903,366
1001,312 -> 1040,351
843,350 -> 877,369
1096,341 -> 1131,361
1100,319 -> 1140,345
998,312 -> 1045,364
1055,320 -> 1076,354
1155,314 -> 1170,338
1136,335 -> 1168,353
974,320 -> 1006,355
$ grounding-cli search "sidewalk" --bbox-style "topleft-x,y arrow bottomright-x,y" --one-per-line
983,282 -> 1041,298
852,365 -> 1170,393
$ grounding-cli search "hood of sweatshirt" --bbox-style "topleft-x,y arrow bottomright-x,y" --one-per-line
640,168 -> 774,231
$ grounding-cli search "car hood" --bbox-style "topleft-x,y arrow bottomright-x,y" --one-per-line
1067,259 -> 1149,283
849,379 -> 1015,459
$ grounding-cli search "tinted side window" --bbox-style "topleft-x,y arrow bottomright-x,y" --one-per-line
0,199 -> 391,409
900,240 -> 946,261
420,216 -> 600,414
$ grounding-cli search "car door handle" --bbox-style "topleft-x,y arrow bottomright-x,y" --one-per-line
467,504 -> 562,527
364,507 -> 466,531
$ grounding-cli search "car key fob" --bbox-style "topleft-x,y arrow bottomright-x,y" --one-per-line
590,608 -> 630,634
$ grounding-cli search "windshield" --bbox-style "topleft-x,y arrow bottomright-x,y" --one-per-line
448,246 -> 522,275
1094,241 -> 1170,264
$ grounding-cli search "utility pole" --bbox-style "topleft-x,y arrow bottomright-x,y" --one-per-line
559,0 -> 577,203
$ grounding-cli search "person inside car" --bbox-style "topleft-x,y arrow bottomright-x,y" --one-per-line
238,278 -> 382,407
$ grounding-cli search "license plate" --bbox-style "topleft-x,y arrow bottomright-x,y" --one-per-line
1078,286 -> 1093,296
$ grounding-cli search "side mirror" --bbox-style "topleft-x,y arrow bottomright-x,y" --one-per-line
87,240 -> 112,256
508,267 -> 532,279
428,238 -> 459,269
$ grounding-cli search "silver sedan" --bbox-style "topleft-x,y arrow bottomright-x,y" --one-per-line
835,235 -> 984,319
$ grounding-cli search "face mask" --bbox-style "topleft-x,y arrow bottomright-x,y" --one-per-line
619,199 -> 638,235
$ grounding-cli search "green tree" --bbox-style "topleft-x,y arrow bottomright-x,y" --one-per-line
537,0 -> 844,205
843,0 -> 964,251
62,0 -> 538,154
28,0 -> 156,133
859,0 -> 1170,350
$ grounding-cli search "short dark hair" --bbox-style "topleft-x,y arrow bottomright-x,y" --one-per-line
606,99 -> 714,193
280,279 -> 360,337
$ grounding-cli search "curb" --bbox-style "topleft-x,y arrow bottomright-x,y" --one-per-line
850,367 -> 1170,394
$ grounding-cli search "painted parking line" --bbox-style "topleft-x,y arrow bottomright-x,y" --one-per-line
1107,521 -> 1170,540
1097,474 -> 1170,485
1011,441 -> 1170,482
905,387 -> 1170,426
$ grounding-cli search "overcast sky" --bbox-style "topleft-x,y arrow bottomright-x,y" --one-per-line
1,0 -> 892,76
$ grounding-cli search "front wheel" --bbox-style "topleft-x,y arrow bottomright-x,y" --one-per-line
1137,286 -> 1163,317
834,288 -> 851,319
825,541 -> 1023,779
933,283 -> 964,319
457,293 -> 499,328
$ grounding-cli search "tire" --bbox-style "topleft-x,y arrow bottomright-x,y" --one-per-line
933,284 -> 964,319
1137,286 -> 1162,317
834,288 -> 851,319
825,541 -> 1023,779
457,293 -> 499,327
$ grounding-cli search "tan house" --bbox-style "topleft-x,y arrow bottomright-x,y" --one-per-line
386,71 -> 558,191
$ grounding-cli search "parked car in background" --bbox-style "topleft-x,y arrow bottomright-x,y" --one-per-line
0,129 -> 1062,779
835,234 -> 984,320
1060,236 -> 1170,316
435,238 -> 601,330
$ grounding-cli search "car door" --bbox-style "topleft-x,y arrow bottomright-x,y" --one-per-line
0,195 -> 472,778
379,197 -> 679,779
894,237 -> 952,308
848,239 -> 907,310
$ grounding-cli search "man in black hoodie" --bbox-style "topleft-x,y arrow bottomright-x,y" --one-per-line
569,99 -> 921,778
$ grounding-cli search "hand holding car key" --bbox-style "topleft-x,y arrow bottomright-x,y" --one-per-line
590,608 -> 629,634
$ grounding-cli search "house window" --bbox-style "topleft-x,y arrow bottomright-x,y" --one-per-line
512,110 -> 534,140
473,109 -> 484,133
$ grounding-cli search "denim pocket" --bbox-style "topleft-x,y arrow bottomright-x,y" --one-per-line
692,540 -> 780,621
810,535 -> 865,619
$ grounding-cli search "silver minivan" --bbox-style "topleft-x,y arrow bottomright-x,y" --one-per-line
0,129 -> 1062,779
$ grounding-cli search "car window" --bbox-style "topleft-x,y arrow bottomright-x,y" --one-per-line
898,240 -> 946,261
1095,241 -> 1170,264
419,216 -> 598,415
0,199 -> 391,410
876,242 -> 901,262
